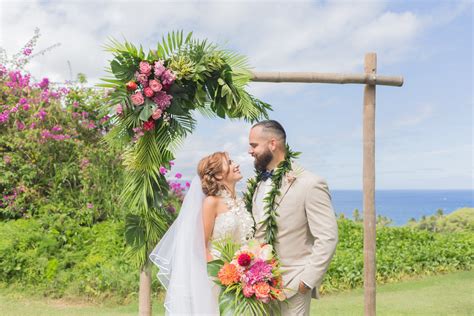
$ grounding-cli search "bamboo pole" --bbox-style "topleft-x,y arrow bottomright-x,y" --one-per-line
251,71 -> 403,86
139,265 -> 152,316
363,53 -> 377,316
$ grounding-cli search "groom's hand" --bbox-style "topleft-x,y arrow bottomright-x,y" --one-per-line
298,281 -> 310,294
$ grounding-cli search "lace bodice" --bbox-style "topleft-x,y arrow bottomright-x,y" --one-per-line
209,190 -> 255,259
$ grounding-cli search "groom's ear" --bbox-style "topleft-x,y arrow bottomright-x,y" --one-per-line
268,138 -> 277,151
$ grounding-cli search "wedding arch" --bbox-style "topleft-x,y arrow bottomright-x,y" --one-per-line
100,31 -> 403,316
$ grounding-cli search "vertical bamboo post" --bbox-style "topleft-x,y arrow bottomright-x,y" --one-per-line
363,53 -> 377,316
139,264 -> 152,316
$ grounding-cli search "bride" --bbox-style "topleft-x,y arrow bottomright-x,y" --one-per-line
149,152 -> 255,315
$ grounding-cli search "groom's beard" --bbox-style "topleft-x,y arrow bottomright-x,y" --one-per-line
254,149 -> 273,173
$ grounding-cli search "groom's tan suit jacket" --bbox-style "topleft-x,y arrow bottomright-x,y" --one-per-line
252,163 -> 338,299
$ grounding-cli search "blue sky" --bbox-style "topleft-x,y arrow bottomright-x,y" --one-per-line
1,0 -> 472,190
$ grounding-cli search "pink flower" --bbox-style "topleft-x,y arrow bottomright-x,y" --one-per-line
245,260 -> 273,285
29,122 -> 36,129
159,166 -> 167,175
87,122 -> 96,129
161,69 -> 176,86
100,115 -> 110,124
3,155 -> 11,164
154,60 -> 166,76
116,104 -> 123,115
52,125 -> 62,132
149,79 -> 162,92
87,203 -> 94,209
254,282 -> 271,303
139,61 -> 152,75
23,48 -> 32,56
132,127 -> 144,141
136,73 -> 149,86
36,108 -> 47,120
152,108 -> 162,120
185,182 -> 190,188
38,78 -> 49,90
243,283 -> 255,298
152,91 -> 173,109
144,87 -> 154,98
0,111 -> 10,123
175,173 -> 182,179
16,121 -> 25,130
131,92 -> 145,106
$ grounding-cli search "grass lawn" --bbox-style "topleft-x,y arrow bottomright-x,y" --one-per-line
1,271 -> 472,315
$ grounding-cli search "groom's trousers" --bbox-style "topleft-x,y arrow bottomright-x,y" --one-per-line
279,291 -> 312,316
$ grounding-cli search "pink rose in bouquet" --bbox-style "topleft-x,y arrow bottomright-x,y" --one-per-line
139,61 -> 152,75
131,92 -> 144,106
152,108 -> 163,120
144,87 -> 154,98
136,73 -> 149,86
149,79 -> 162,92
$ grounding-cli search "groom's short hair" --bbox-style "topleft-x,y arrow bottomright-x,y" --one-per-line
252,120 -> 286,144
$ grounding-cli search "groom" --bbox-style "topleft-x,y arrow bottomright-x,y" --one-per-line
248,120 -> 338,316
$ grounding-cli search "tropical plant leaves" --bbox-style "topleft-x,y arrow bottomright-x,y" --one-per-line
124,214 -> 146,247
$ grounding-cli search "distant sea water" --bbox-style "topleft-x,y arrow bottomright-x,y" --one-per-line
331,190 -> 474,226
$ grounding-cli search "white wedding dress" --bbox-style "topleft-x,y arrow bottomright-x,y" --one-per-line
209,189 -> 255,259
149,176 -> 255,316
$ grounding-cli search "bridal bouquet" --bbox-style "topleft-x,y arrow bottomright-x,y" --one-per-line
208,239 -> 286,315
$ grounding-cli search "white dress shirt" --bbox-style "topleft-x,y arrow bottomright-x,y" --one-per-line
254,177 -> 273,224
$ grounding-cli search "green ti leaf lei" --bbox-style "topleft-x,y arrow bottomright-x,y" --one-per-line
243,145 -> 301,253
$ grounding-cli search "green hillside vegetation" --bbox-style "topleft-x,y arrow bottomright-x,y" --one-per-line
407,207 -> 474,232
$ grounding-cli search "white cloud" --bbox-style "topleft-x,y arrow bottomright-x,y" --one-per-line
1,0 -> 427,85
394,104 -> 433,127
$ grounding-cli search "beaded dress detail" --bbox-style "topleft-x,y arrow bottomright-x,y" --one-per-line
209,190 -> 255,259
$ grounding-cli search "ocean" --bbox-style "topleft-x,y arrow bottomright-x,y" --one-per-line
330,190 -> 474,226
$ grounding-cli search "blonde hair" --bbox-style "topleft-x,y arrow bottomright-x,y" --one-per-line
197,152 -> 230,196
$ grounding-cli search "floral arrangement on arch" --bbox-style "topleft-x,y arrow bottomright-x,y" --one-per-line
100,31 -> 271,155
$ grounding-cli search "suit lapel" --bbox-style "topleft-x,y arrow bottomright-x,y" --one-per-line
275,163 -> 304,210
274,177 -> 295,210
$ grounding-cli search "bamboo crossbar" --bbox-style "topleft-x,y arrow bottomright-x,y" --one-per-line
251,71 -> 403,87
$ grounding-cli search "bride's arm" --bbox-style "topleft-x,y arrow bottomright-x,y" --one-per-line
202,196 -> 218,262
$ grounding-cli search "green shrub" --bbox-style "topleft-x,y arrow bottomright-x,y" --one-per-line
321,219 -> 474,294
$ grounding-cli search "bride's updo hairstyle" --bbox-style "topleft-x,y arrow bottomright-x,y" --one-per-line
197,152 -> 230,196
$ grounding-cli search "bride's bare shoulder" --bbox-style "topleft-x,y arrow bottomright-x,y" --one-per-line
202,196 -> 226,215
203,195 -> 220,206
